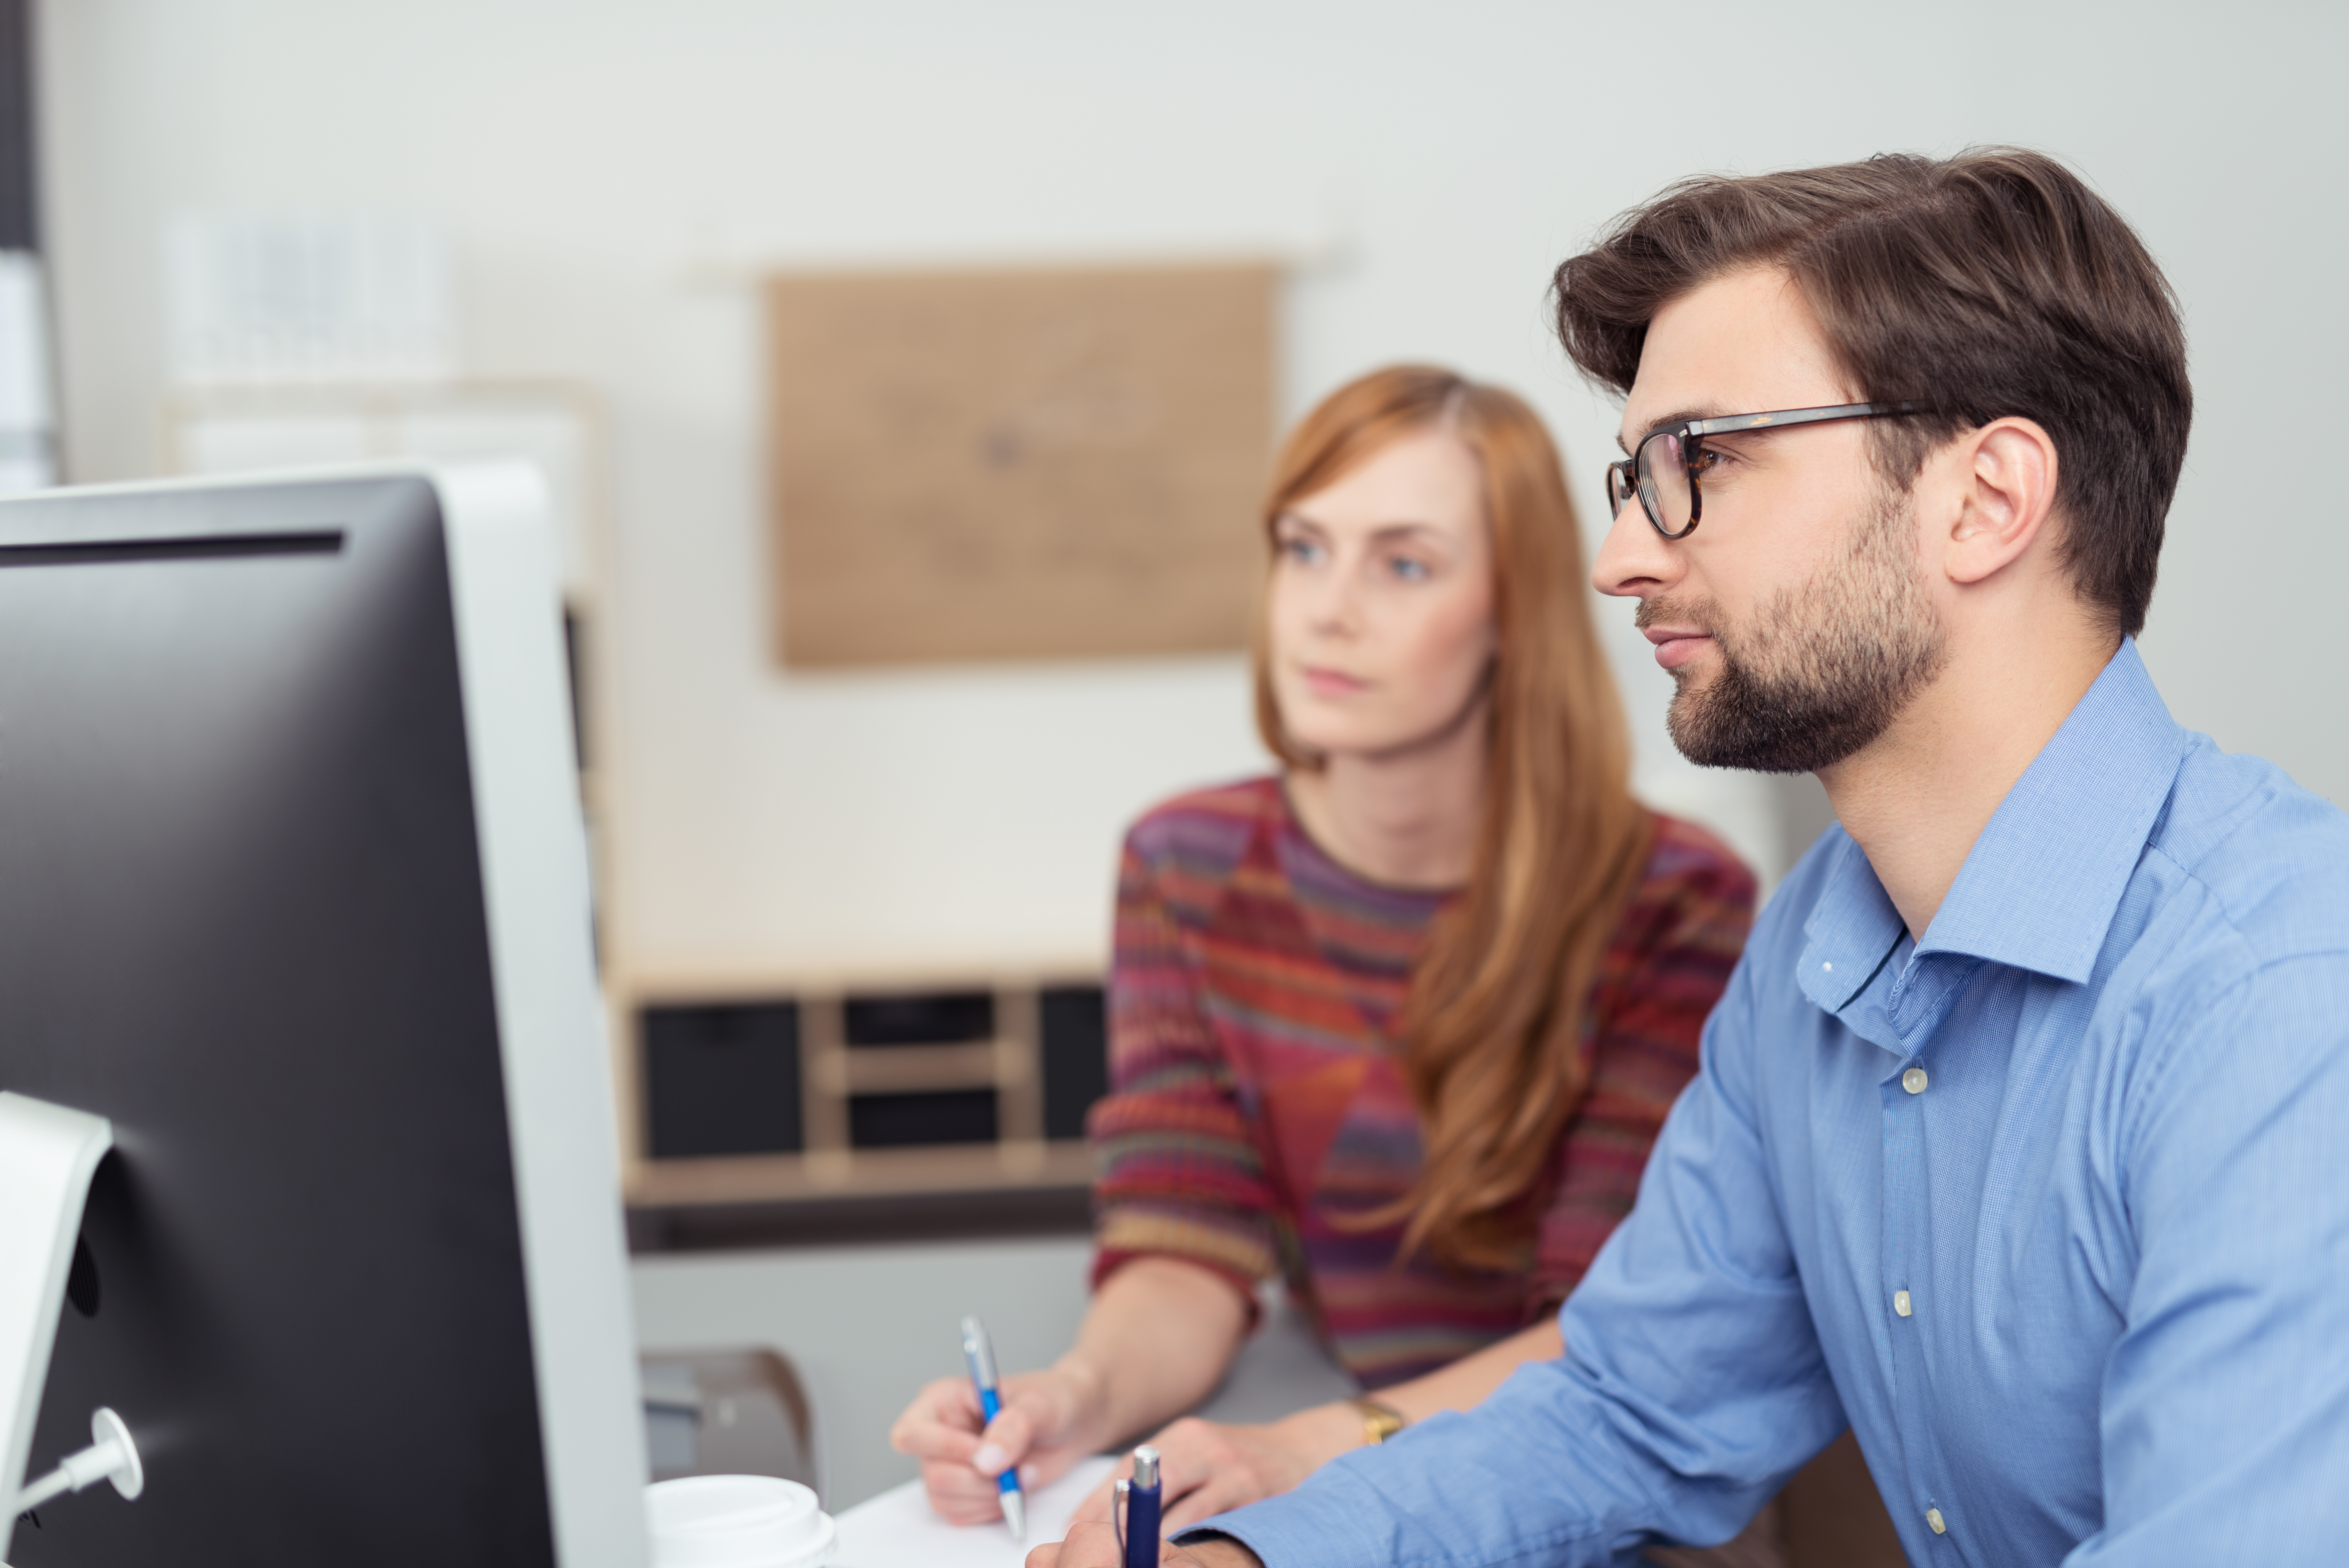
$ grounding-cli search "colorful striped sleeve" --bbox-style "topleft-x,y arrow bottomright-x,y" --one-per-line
1088,800 -> 1280,1306
1529,814 -> 1757,1311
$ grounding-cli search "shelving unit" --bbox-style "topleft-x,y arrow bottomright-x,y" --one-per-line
617,970 -> 1109,1225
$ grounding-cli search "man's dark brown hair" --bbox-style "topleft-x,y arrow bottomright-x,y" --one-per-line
1552,148 -> 2190,638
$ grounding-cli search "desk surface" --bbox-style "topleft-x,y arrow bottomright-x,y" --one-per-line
836,1455 -> 1116,1566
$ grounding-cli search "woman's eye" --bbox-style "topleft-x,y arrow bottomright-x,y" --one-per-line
1279,537 -> 1326,566
1387,555 -> 1433,582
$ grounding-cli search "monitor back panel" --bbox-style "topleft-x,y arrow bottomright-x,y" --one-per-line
0,477 -> 556,1566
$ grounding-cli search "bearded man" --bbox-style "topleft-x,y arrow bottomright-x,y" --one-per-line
1034,149 -> 2349,1568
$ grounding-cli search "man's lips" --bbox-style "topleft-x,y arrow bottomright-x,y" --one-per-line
1640,625 -> 1715,671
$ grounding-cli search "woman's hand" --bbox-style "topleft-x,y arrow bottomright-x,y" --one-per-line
1068,1402 -> 1364,1536
889,1363 -> 1108,1526
886,1258 -> 1255,1529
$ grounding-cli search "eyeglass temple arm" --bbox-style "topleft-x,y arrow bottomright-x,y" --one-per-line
1680,401 -> 1918,439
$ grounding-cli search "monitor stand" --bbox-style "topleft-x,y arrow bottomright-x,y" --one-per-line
0,1090 -> 114,1561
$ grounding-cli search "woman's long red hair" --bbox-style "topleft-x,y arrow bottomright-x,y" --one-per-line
1255,365 -> 1652,1273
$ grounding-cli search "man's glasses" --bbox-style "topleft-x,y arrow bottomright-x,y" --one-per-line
1606,402 -> 1918,540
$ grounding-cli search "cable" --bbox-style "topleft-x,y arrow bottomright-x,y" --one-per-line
11,1408 -> 143,1517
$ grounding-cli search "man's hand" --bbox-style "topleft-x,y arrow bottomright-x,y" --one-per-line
1066,1404 -> 1359,1534
888,1365 -> 1106,1525
1026,1519 -> 1266,1568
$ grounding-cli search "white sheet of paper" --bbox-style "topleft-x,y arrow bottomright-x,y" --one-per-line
833,1454 -> 1120,1566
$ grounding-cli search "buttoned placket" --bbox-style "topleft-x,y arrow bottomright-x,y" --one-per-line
1823,929 -> 1973,1558
1860,940 -> 1986,1555
1791,828 -> 2012,1559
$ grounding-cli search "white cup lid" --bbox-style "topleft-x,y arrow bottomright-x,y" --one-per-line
645,1475 -> 837,1568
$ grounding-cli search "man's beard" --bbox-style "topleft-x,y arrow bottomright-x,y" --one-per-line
1645,486 -> 1947,775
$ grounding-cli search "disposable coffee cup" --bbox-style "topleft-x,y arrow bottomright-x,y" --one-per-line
645,1475 -> 837,1568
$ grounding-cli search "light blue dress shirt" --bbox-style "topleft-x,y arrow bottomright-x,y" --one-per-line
1196,640 -> 2349,1566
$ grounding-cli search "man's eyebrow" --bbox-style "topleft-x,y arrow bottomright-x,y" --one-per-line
1615,407 -> 1725,455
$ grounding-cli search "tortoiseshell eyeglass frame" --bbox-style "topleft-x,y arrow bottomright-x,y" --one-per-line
1605,401 -> 1921,540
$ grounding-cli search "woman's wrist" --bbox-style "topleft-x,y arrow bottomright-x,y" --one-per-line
1044,1352 -> 1114,1449
1269,1399 -> 1377,1465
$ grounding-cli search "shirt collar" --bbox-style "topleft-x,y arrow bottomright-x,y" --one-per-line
1919,638 -> 2185,983
1799,836 -> 1907,1014
1798,637 -> 2187,1010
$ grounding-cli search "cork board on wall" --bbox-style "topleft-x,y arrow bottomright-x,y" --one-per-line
767,263 -> 1276,667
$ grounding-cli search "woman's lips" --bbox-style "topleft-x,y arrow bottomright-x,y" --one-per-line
1301,666 -> 1368,698
1642,627 -> 1715,671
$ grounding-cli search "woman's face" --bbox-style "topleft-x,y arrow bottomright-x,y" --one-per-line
1269,426 -> 1497,761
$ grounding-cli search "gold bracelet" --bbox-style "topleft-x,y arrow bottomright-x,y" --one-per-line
1351,1396 -> 1407,1445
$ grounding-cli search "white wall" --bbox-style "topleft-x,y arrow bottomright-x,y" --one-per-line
35,0 -> 2349,982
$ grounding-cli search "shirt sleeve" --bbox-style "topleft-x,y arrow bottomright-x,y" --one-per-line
1187,945 -> 1845,1567
1088,830 -> 1280,1303
1532,832 -> 1756,1311
2067,953 -> 2349,1565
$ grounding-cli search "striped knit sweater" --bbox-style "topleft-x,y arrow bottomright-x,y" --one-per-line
1089,776 -> 1756,1390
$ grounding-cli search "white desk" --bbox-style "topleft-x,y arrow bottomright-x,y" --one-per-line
835,1454 -> 1117,1566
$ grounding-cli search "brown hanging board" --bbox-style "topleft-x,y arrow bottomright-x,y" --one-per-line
766,262 -> 1276,668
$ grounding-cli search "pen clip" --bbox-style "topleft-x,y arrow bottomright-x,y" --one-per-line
1113,1477 -> 1130,1554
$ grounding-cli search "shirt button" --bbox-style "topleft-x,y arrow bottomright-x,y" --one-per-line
1894,1290 -> 1912,1317
1927,1507 -> 1947,1534
1902,1066 -> 1929,1094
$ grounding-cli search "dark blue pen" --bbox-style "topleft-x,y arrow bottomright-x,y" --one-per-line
1115,1444 -> 1162,1568
959,1315 -> 1026,1541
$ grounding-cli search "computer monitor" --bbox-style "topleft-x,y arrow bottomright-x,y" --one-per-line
0,465 -> 649,1566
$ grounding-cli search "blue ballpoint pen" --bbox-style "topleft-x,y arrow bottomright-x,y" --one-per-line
1114,1444 -> 1162,1568
959,1315 -> 1026,1541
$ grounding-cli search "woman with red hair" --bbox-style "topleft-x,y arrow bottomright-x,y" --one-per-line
892,365 -> 1756,1549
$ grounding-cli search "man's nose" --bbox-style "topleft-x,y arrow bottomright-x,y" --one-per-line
1591,492 -> 1682,600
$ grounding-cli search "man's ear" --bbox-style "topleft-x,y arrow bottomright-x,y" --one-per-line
1937,417 -> 2060,586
